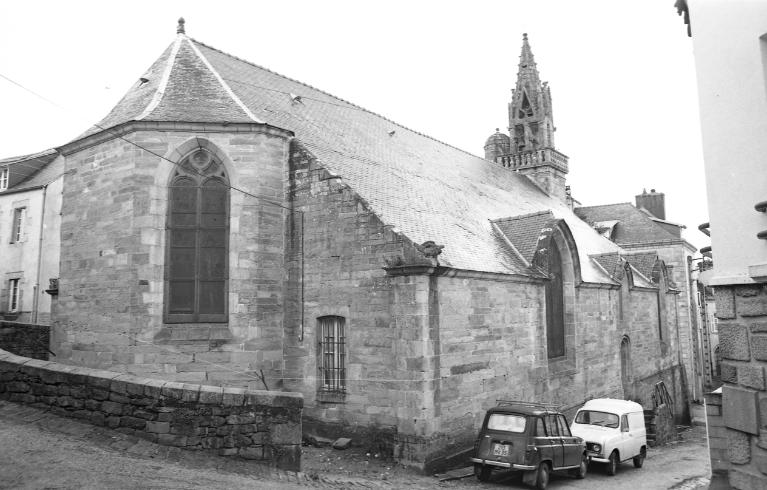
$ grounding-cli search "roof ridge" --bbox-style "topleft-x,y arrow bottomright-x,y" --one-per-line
137,36 -> 183,120
0,148 -> 57,164
492,210 -> 553,223
189,37 -> 485,160
590,251 -> 621,258
619,250 -> 658,257
185,37 -> 263,124
575,202 -> 633,210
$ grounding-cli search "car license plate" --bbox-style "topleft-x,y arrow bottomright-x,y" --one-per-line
492,444 -> 510,457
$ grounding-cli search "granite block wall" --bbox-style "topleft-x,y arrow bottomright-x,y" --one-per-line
284,143 -> 688,471
712,284 -> 767,489
0,321 -> 50,360
0,348 -> 302,470
284,142 -> 415,445
54,126 -> 291,389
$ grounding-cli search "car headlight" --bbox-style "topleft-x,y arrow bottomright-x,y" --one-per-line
587,442 -> 602,453
593,444 -> 601,453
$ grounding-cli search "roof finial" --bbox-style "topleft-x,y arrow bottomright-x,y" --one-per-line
177,17 -> 186,35
523,32 -> 528,41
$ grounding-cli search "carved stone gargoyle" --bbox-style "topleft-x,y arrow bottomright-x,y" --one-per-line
415,240 -> 445,266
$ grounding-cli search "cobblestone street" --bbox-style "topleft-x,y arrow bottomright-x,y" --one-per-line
0,400 -> 711,489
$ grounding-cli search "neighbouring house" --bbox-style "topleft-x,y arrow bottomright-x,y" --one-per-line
573,190 -> 703,407
0,150 -> 63,324
0,21 -> 692,471
675,1 -> 767,489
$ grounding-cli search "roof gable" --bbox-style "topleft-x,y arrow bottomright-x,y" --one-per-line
493,211 -> 554,264
574,202 -> 679,244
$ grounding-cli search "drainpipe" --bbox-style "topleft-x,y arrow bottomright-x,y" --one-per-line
32,184 -> 48,324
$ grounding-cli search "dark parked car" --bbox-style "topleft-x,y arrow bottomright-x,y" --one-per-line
469,401 -> 587,489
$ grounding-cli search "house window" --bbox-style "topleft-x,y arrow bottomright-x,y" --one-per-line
0,167 -> 8,191
546,240 -> 566,358
8,279 -> 20,312
10,207 -> 25,243
318,316 -> 346,393
165,150 -> 229,323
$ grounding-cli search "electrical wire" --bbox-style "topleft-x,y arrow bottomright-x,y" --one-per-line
0,71 -> 297,213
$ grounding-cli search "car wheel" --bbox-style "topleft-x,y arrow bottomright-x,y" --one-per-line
606,450 -> 619,476
474,463 -> 491,482
573,453 -> 588,479
536,462 -> 550,490
633,446 -> 646,468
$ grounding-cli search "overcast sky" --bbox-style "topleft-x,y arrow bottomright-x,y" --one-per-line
0,0 -> 709,249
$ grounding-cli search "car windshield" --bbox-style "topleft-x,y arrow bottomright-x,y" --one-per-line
574,410 -> 619,428
487,414 -> 527,433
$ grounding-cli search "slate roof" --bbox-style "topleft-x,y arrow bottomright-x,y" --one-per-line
493,211 -> 554,264
574,203 -> 680,245
624,251 -> 660,283
67,30 -> 623,282
591,253 -> 624,281
0,149 -> 61,193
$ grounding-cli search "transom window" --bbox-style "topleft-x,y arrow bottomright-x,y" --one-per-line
318,316 -> 346,393
165,149 -> 229,323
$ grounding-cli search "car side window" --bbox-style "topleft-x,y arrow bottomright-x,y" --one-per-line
557,415 -> 572,437
546,415 -> 560,436
536,417 -> 546,436
621,414 -> 629,432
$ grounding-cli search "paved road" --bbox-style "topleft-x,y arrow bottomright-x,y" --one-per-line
464,428 -> 711,489
0,400 -> 710,489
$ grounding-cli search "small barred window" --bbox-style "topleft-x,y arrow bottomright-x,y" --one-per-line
318,316 -> 346,393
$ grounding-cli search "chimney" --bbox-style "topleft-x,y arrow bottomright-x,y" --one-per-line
635,189 -> 665,219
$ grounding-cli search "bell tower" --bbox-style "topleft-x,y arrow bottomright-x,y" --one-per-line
484,34 -> 570,202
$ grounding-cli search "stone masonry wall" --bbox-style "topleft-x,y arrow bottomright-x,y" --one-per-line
285,142 -> 417,446
284,143 -> 688,471
713,284 -> 767,490
54,127 -> 290,389
0,348 -> 302,470
421,278 -> 684,467
626,243 -> 701,404
0,321 -> 50,360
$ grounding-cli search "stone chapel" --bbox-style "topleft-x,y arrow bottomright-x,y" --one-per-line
0,22 -> 692,470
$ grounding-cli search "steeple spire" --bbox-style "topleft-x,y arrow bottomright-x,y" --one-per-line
519,33 -> 537,73
482,33 -> 570,202
510,33 -> 552,151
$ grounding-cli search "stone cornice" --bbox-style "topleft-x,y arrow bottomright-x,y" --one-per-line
619,239 -> 697,253
57,121 -> 294,156
383,265 -> 546,284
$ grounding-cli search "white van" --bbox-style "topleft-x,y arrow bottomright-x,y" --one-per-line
570,399 -> 647,476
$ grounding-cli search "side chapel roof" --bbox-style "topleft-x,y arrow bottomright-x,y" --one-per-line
574,202 -> 680,245
67,21 -> 626,282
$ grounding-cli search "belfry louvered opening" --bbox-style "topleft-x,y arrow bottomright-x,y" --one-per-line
318,316 -> 346,393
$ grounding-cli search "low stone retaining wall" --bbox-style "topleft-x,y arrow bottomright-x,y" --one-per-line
0,348 -> 302,470
0,321 -> 51,361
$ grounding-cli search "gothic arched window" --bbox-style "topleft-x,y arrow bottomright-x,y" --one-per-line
165,149 -> 229,323
546,240 -> 566,358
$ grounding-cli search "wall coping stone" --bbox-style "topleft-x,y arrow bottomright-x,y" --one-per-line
0,351 -> 304,409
